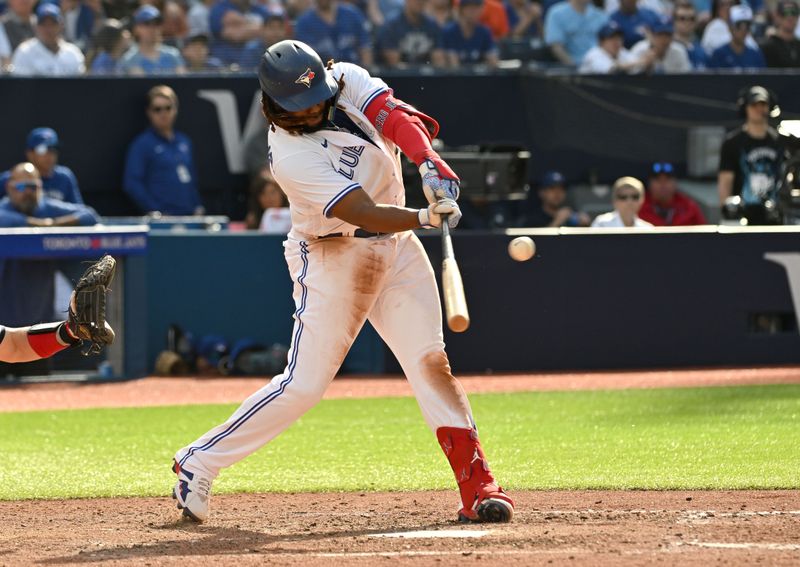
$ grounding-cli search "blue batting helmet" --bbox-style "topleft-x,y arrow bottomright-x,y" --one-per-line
258,40 -> 339,112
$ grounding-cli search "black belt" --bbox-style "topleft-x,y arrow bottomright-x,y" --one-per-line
319,229 -> 384,239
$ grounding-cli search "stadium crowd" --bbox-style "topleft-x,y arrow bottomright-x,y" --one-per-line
0,0 -> 798,75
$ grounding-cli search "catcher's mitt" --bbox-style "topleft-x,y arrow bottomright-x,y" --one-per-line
67,254 -> 117,355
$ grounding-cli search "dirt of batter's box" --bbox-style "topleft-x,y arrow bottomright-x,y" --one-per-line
1,490 -> 798,566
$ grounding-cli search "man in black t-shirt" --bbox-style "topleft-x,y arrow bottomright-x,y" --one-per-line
718,85 -> 800,224
760,0 -> 800,68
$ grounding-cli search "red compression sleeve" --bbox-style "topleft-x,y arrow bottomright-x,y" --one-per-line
364,92 -> 438,166
27,322 -> 79,358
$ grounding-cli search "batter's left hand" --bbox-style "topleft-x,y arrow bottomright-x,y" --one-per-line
418,198 -> 462,229
419,157 -> 460,204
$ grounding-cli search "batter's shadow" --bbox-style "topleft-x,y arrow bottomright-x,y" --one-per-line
38,519 -> 457,564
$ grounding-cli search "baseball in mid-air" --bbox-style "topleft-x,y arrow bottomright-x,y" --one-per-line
508,237 -> 536,262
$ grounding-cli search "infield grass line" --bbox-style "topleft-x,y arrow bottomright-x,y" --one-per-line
0,385 -> 798,500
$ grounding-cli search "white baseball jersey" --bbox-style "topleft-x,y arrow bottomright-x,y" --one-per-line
11,38 -> 85,76
268,62 -> 404,239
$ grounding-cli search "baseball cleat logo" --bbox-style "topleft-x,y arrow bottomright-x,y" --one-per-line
295,68 -> 316,88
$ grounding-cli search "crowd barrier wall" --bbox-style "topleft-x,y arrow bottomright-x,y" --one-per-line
145,228 -> 800,375
2,72 -> 798,218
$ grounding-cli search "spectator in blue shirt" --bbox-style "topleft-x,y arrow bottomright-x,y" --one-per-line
208,0 -> 272,65
237,6 -> 289,70
544,0 -> 608,66
295,0 -> 373,65
87,19 -> 132,75
118,5 -> 186,75
610,0 -> 661,49
672,1 -> 707,69
708,4 -> 766,68
443,0 -> 499,66
378,0 -> 446,67
0,162 -> 99,227
182,33 -> 226,72
0,128 -> 84,204
123,85 -> 203,215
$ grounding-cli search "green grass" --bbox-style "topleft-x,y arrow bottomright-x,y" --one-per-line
0,385 -> 798,500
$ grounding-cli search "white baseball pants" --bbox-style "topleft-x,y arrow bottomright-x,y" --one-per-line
176,231 -> 474,477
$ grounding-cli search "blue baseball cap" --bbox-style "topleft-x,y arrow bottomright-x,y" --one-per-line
134,5 -> 162,24
650,16 -> 674,34
598,21 -> 623,40
36,3 -> 62,23
540,171 -> 566,188
26,127 -> 59,154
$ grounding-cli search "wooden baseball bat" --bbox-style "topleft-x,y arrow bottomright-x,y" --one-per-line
441,219 -> 470,333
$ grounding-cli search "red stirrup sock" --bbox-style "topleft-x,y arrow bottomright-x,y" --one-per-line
27,321 -> 80,358
436,426 -> 514,521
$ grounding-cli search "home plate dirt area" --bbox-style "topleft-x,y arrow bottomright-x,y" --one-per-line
2,368 -> 800,565
1,490 -> 799,565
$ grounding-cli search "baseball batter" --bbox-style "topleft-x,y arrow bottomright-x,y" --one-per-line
172,40 -> 514,524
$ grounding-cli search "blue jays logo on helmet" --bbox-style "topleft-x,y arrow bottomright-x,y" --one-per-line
295,68 -> 316,88
258,40 -> 340,112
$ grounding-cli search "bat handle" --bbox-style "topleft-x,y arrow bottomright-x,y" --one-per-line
441,215 -> 454,259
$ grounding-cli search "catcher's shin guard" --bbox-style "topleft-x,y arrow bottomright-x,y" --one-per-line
436,427 -> 514,523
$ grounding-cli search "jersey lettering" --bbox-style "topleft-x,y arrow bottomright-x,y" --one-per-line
338,145 -> 365,180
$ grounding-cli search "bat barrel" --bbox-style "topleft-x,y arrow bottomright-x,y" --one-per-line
440,217 -> 470,333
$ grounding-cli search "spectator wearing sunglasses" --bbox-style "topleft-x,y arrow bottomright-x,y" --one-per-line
708,4 -> 765,67
760,0 -> 800,67
0,128 -> 84,204
672,1 -> 707,68
123,85 -> 203,216
639,161 -> 707,226
591,176 -> 653,227
0,162 -> 99,228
